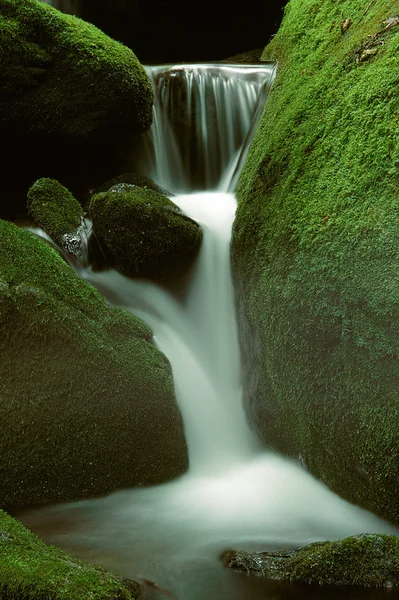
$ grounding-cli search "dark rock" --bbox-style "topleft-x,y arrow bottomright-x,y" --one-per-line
89,187 -> 202,283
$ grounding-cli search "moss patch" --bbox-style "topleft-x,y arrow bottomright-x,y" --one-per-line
0,509 -> 141,599
0,0 -> 153,137
0,220 -> 188,507
223,534 -> 399,588
27,177 -> 84,246
89,187 -> 202,282
232,0 -> 399,523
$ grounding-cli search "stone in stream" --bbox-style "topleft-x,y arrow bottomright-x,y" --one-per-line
0,508 -> 142,600
89,187 -> 203,283
221,534 -> 399,588
27,178 -> 86,263
0,219 -> 188,508
231,0 -> 399,524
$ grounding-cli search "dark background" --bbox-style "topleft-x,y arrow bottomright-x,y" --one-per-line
76,0 -> 288,63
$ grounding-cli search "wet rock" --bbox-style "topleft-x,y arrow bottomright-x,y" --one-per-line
222,534 -> 399,588
27,178 -> 86,263
89,187 -> 202,283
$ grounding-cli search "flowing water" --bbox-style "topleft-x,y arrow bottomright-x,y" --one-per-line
18,64 -> 398,600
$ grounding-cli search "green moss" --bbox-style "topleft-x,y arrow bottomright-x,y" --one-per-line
94,172 -> 173,197
0,0 -> 153,137
90,187 -> 202,282
27,177 -> 84,241
0,509 -> 140,599
232,0 -> 399,522
0,220 -> 188,506
224,534 -> 399,588
286,534 -> 399,587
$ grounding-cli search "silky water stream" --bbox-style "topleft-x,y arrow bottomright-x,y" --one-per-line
19,64 -> 398,600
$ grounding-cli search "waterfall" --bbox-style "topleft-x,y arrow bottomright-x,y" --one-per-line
19,64 -> 397,600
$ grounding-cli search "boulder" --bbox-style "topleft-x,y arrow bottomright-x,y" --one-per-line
231,0 -> 399,523
0,509 -> 141,599
89,187 -> 202,283
0,0 -> 154,215
222,534 -> 399,588
27,178 -> 86,262
0,220 -> 188,507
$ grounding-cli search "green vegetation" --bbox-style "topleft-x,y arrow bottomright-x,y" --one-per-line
223,534 -> 399,587
0,220 -> 188,507
0,0 -> 153,137
232,0 -> 399,522
0,509 -> 141,599
94,172 -> 173,197
27,177 -> 83,242
90,187 -> 202,282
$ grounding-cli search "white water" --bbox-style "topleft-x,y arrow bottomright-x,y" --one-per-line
20,65 -> 397,599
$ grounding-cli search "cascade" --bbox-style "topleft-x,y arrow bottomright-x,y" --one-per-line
19,64 -> 397,600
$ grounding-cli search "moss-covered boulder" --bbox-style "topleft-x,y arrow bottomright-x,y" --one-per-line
222,534 -> 399,588
0,0 -> 153,138
0,0 -> 154,216
27,178 -> 86,261
89,187 -> 202,282
0,509 -> 141,599
231,0 -> 399,523
93,172 -> 173,198
0,220 -> 188,507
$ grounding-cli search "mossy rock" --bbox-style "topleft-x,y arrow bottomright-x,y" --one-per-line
222,534 -> 399,588
27,177 -> 85,260
89,187 -> 203,283
93,172 -> 173,198
0,509 -> 141,599
231,0 -> 399,523
0,220 -> 188,507
0,0 -> 153,138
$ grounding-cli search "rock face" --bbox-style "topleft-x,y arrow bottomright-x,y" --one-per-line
0,220 -> 188,507
222,534 -> 399,588
0,0 -> 154,215
27,178 -> 86,261
231,0 -> 399,523
89,187 -> 203,283
0,509 -> 141,599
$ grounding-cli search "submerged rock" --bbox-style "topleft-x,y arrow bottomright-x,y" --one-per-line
27,178 -> 86,262
0,220 -> 188,507
89,187 -> 203,283
232,0 -> 399,523
222,535 -> 399,588
0,509 -> 141,599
